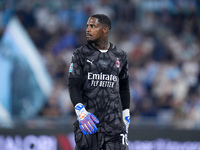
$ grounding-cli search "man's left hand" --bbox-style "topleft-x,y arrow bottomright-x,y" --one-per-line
122,109 -> 130,133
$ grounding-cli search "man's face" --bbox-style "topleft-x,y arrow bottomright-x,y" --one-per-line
86,17 -> 105,42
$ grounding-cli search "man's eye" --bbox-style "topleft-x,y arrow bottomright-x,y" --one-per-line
87,25 -> 95,28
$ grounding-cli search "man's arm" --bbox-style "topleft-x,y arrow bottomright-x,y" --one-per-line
119,53 -> 131,133
68,51 -> 99,135
68,78 -> 82,106
119,77 -> 130,110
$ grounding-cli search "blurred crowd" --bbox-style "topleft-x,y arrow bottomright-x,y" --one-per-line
1,0 -> 200,129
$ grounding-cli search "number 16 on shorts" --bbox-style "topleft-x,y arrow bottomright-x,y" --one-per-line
120,133 -> 128,146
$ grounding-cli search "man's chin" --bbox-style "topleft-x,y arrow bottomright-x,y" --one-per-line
87,39 -> 93,43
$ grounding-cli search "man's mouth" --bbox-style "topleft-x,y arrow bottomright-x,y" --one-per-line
86,33 -> 92,37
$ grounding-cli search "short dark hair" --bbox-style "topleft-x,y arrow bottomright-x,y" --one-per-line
91,14 -> 112,30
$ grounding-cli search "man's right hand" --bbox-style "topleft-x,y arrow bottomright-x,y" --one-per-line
75,103 -> 99,135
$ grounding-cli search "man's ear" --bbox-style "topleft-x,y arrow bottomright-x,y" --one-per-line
103,26 -> 109,34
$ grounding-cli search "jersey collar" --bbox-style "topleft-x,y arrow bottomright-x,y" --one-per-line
86,42 -> 114,52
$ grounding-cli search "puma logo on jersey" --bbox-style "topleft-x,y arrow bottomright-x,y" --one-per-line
87,59 -> 93,65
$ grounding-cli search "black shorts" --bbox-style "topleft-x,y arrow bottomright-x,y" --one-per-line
74,129 -> 129,150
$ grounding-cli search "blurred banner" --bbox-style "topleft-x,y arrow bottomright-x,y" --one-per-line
0,17 -> 52,126
0,127 -> 200,150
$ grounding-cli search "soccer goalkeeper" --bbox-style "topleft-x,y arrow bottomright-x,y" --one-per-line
68,14 -> 130,150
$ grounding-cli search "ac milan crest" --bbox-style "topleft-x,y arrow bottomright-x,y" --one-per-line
116,58 -> 120,68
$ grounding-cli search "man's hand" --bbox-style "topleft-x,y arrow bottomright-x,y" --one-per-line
123,109 -> 130,133
75,103 -> 99,135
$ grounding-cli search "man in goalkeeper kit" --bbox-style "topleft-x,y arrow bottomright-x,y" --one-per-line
68,14 -> 131,150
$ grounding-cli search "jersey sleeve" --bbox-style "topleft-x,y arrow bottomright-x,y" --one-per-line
119,53 -> 130,110
68,50 -> 83,79
68,50 -> 83,106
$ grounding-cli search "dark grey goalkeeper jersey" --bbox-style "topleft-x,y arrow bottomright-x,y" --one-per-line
68,42 -> 129,135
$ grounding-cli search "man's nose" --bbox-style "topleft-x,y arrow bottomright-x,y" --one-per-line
86,26 -> 90,32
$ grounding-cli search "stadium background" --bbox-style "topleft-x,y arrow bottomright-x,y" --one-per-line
0,0 -> 200,149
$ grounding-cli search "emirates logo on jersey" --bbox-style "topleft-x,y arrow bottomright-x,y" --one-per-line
116,58 -> 120,68
88,72 -> 118,88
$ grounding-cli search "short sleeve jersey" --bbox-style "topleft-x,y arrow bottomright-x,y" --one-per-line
68,42 -> 129,135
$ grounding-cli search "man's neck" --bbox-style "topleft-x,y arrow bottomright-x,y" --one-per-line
92,41 -> 110,50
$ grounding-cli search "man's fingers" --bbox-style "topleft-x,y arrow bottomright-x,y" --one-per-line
84,123 -> 92,134
90,114 -> 99,124
79,113 -> 99,135
80,125 -> 87,135
87,121 -> 95,134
